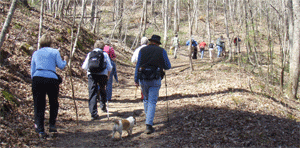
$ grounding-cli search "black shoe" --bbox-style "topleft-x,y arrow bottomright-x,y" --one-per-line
49,126 -> 57,132
91,114 -> 100,121
38,132 -> 48,139
144,124 -> 155,134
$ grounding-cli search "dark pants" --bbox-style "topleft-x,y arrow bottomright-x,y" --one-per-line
88,74 -> 107,117
192,46 -> 197,59
32,76 -> 59,133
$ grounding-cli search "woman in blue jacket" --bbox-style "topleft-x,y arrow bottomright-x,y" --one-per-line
31,34 -> 68,138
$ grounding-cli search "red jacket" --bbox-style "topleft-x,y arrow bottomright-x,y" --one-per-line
199,42 -> 206,49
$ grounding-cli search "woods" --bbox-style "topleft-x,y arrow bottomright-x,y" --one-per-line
0,0 -> 299,147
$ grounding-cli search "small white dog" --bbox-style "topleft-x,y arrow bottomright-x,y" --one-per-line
112,116 -> 136,139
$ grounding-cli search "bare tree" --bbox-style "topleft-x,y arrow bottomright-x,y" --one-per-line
287,0 -> 300,100
173,0 -> 179,34
163,0 -> 169,49
0,0 -> 18,51
187,0 -> 197,72
37,0 -> 44,50
206,0 -> 211,43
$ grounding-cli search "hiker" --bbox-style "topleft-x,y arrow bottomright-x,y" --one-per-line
234,37 -> 241,53
208,41 -> 215,60
131,37 -> 148,63
31,34 -> 68,138
186,38 -> 198,59
134,35 -> 171,134
103,40 -> 118,101
82,40 -> 112,120
199,40 -> 207,59
216,36 -> 225,58
171,34 -> 180,59
131,37 -> 149,100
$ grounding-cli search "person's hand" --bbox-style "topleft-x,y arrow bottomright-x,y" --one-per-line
64,56 -> 69,62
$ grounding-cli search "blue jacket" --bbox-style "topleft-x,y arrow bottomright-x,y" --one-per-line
186,39 -> 198,47
31,47 -> 67,79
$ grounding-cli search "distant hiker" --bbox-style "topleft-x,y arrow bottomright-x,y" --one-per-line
134,35 -> 171,134
82,40 -> 112,120
208,41 -> 215,60
234,37 -> 241,53
31,34 -> 69,138
216,36 -> 225,58
186,38 -> 198,59
171,34 -> 180,59
103,40 -> 118,101
131,37 -> 148,64
131,37 -> 149,100
199,41 -> 207,59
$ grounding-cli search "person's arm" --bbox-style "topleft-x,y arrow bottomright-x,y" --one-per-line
162,49 -> 171,70
55,50 -> 67,70
31,53 -> 36,79
81,53 -> 90,70
134,51 -> 142,86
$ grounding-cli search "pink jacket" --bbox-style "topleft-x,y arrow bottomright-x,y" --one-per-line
103,45 -> 116,60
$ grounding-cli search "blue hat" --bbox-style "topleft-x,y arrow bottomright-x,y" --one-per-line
149,35 -> 162,45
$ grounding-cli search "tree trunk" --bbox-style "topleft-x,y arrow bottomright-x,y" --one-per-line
288,0 -> 300,100
224,0 -> 232,60
37,0 -> 44,50
0,0 -> 18,51
174,0 -> 179,34
163,0 -> 168,49
206,0 -> 211,43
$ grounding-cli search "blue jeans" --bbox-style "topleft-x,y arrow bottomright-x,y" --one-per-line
217,46 -> 223,57
106,61 -> 118,101
200,49 -> 204,59
139,79 -> 161,126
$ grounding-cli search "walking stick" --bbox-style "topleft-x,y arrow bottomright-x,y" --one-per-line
165,73 -> 169,122
107,100 -> 109,120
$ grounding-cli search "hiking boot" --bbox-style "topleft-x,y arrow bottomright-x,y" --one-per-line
49,126 -> 57,132
38,132 -> 47,139
91,114 -> 100,121
144,124 -> 155,134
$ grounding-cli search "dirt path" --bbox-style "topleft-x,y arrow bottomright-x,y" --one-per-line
42,49 -> 300,147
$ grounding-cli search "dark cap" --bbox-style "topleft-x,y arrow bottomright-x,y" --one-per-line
149,35 -> 162,45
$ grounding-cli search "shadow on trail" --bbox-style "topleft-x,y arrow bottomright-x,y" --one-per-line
49,104 -> 299,147
159,87 -> 299,111
154,105 -> 300,147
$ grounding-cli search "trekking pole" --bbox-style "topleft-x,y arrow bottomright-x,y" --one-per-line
107,100 -> 109,120
165,73 -> 169,122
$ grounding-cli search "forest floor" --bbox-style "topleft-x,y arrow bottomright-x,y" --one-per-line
36,49 -> 300,147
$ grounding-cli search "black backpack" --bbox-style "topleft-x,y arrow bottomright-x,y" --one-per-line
88,50 -> 106,73
209,43 -> 214,48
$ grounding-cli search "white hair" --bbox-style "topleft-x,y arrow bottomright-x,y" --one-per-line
141,37 -> 148,45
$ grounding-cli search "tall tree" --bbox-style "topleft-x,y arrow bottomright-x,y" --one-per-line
287,0 -> 300,100
206,0 -> 211,43
163,0 -> 169,48
37,0 -> 44,50
187,0 -> 197,71
0,0 -> 18,51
